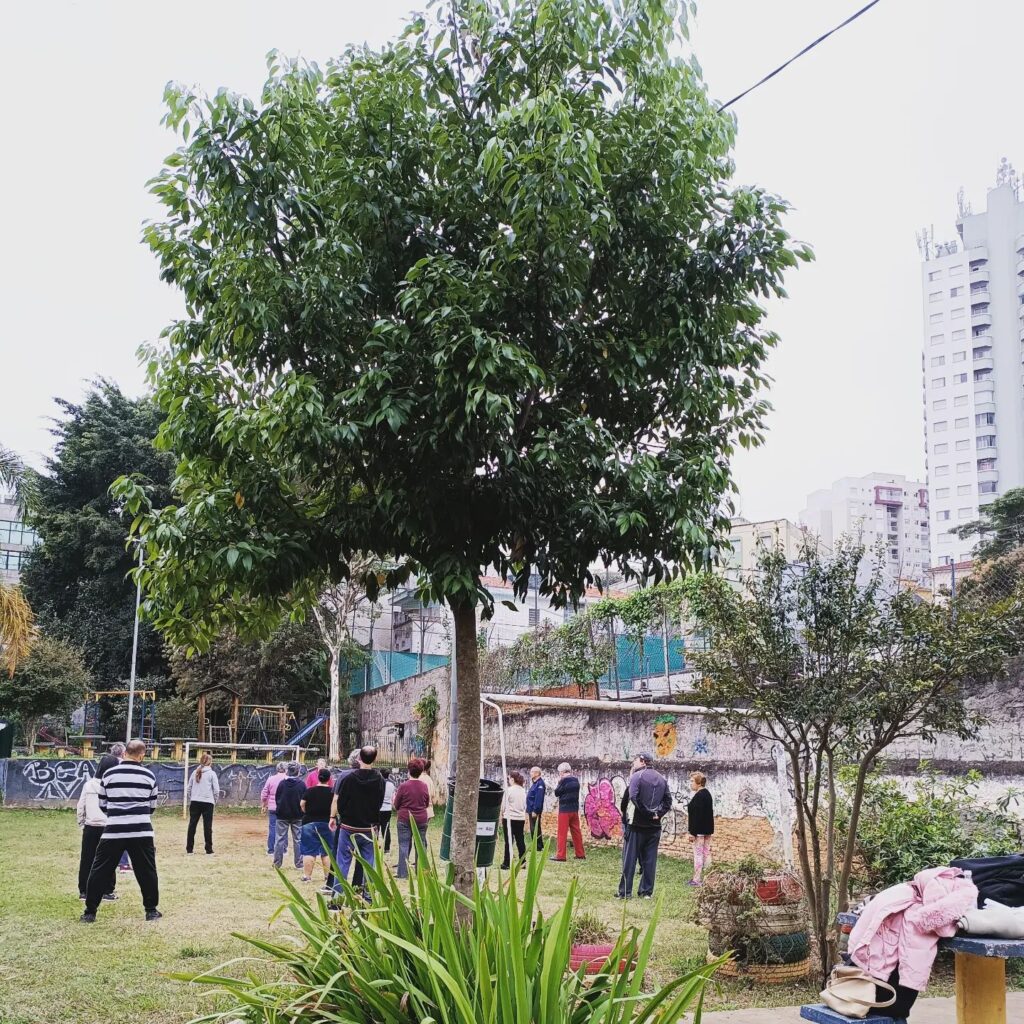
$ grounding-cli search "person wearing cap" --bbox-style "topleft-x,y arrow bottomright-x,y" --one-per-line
616,753 -> 672,899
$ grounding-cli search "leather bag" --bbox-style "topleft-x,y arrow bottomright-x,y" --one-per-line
820,964 -> 897,1018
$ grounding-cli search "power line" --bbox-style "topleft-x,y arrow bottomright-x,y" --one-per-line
718,0 -> 884,113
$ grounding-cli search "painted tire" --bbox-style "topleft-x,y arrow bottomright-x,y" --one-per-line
569,943 -> 619,975
701,902 -> 805,936
707,930 -> 809,965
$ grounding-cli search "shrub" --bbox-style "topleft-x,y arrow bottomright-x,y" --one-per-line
838,765 -> 1023,890
181,848 -> 723,1023
570,909 -> 613,945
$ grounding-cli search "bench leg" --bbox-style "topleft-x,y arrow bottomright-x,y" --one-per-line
955,952 -> 1005,1024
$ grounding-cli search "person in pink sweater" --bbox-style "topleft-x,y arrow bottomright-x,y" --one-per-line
260,762 -> 289,855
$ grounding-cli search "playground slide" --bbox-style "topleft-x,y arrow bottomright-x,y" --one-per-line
273,714 -> 326,759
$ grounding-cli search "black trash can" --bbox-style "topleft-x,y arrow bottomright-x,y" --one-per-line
439,778 -> 504,868
0,720 -> 14,759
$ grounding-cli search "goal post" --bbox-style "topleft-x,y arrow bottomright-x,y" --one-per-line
182,741 -> 303,819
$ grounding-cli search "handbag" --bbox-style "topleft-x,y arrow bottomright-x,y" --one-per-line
820,964 -> 897,1019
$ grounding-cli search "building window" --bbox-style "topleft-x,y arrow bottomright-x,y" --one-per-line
929,291 -> 942,302
950,266 -> 964,277
977,458 -> 996,471
951,329 -> 966,340
952,351 -> 966,362
950,286 -> 964,297
938,555 -> 953,565
933,399 -> 947,411
955,439 -> 969,451
934,443 -> 948,454
936,509 -> 951,520
931,377 -> 946,389
935,465 -> 949,475
956,461 -> 970,472
974,369 -> 992,381
977,436 -> 997,449
976,413 -> 995,426
958,508 -> 972,518
935,487 -> 950,498
0,550 -> 26,572
950,308 -> 965,320
953,395 -> 967,407
957,484 -> 971,495
929,313 -> 943,324
954,417 -> 969,428
930,355 -> 945,367
928,270 -> 943,281
0,521 -> 38,546
934,422 -> 948,432
979,481 -> 998,494
952,373 -> 968,384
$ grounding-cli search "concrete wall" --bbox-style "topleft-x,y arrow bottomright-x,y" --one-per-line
2,758 -> 281,808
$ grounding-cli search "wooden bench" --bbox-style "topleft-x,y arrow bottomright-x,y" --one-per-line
800,1005 -> 902,1024
838,911 -> 1024,1024
70,734 -> 105,759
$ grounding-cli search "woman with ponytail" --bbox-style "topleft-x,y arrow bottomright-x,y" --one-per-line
186,752 -> 221,854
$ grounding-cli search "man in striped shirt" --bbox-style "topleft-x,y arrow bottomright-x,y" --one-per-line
82,739 -> 161,922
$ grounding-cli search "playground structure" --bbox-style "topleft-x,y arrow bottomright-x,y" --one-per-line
194,683 -> 298,747
82,689 -> 157,744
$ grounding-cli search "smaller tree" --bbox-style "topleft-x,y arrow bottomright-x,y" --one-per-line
0,634 -> 92,752
684,538 -> 1022,980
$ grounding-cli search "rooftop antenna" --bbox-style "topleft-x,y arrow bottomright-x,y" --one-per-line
915,225 -> 933,261
956,186 -> 972,221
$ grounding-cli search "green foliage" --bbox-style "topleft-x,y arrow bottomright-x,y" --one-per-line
953,487 -> 1024,562
570,909 -> 612,945
838,766 -> 1023,890
168,618 -> 328,719
180,847 -> 721,1023
20,381 -> 174,684
684,536 -> 1024,973
155,696 -> 198,739
413,684 -> 441,748
0,633 -> 92,751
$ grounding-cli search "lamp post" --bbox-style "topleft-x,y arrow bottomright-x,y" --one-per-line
125,543 -> 143,743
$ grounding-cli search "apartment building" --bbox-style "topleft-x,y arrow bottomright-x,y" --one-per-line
0,493 -> 38,584
920,164 -> 1024,567
800,473 -> 931,585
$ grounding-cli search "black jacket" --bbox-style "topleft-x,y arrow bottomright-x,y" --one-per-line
950,853 -> 1024,908
275,777 -> 306,820
97,754 -> 120,779
554,775 -> 580,813
620,767 -> 673,831
687,787 -> 714,836
336,768 -> 386,830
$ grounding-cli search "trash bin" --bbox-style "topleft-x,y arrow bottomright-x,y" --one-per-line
439,778 -> 505,868
0,720 -> 14,759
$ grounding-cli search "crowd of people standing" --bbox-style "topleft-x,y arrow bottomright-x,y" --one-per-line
75,743 -> 715,921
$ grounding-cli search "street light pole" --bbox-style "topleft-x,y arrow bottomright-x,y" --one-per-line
125,543 -> 143,743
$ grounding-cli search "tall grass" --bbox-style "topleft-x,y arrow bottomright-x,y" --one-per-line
181,840 -> 723,1023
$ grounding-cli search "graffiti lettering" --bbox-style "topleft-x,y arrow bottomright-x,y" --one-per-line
20,759 -> 94,800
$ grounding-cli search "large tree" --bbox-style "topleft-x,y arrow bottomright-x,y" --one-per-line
684,540 -> 1022,979
115,0 -> 807,899
20,381 -> 175,685
0,444 -> 35,675
0,633 -> 92,752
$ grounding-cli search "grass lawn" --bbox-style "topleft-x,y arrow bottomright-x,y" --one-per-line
0,807 -> 835,1023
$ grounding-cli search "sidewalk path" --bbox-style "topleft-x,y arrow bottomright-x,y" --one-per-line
699,991 -> 1024,1023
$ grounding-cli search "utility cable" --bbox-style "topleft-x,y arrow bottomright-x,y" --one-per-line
718,0 -> 884,112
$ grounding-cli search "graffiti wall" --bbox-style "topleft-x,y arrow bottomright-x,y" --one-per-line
2,759 -> 280,807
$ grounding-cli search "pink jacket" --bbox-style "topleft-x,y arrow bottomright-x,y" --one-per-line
849,867 -> 977,992
261,772 -> 286,812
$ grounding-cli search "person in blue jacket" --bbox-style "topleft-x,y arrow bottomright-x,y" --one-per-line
526,766 -> 546,851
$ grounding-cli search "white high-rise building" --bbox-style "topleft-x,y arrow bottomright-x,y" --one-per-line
800,473 -> 931,585
920,164 -> 1024,568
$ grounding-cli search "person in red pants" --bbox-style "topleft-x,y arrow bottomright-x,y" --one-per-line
551,762 -> 585,861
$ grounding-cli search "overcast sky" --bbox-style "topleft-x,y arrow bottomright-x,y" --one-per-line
1,0 -> 1021,521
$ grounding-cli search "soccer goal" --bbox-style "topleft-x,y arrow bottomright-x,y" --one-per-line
181,740 -> 303,818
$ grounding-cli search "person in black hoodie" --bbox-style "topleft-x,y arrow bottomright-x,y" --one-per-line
329,746 -> 385,895
686,771 -> 714,885
552,762 -> 585,861
272,762 -> 305,870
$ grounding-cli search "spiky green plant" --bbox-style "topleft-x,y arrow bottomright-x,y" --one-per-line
180,841 -> 722,1023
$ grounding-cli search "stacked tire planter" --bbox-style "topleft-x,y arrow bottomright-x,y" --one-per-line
699,870 -> 811,983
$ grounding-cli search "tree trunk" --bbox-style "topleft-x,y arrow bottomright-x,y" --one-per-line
23,715 -> 42,755
790,749 -> 830,984
328,647 -> 341,761
450,599 -> 481,921
836,754 -> 876,914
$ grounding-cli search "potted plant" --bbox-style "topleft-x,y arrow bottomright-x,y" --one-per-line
569,910 -> 616,975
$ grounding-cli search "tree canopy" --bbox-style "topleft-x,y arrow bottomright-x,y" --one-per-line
953,486 -> 1024,562
116,0 -> 808,892
0,633 -> 92,752
21,381 -> 175,685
